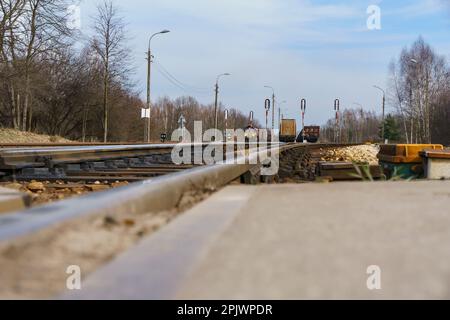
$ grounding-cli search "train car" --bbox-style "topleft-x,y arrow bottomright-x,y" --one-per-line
279,119 -> 297,143
297,126 -> 320,143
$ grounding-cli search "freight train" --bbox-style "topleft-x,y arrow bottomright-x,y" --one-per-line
279,119 -> 297,143
279,119 -> 320,143
296,126 -> 321,143
244,120 -> 320,144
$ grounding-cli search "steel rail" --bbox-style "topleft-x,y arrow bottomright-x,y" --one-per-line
0,143 -> 296,243
0,142 -> 176,148
0,142 -> 276,169
0,144 -> 180,169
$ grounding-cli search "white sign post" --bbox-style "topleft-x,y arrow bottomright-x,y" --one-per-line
141,108 -> 150,119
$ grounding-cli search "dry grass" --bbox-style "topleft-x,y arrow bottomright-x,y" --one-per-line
0,128 -> 71,144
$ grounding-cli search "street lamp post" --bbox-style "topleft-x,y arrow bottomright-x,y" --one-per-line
146,29 -> 170,143
214,73 -> 231,132
264,86 -> 275,131
373,85 -> 386,143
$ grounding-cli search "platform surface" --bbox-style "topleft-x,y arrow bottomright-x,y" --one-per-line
66,180 -> 450,300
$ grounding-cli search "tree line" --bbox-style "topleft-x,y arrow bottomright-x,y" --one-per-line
0,0 -> 252,142
321,108 -> 382,143
322,37 -> 449,145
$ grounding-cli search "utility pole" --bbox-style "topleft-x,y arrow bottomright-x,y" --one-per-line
214,73 -> 230,131
146,49 -> 151,142
146,30 -> 170,143
272,92 -> 275,131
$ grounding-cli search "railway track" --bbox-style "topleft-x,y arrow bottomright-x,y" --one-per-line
0,142 -> 373,232
0,142 -> 377,200
0,142 -> 379,299
0,142 -> 180,181
0,142 -> 272,181
0,141 -> 286,238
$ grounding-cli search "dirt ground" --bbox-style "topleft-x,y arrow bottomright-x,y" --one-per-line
1,180 -> 130,207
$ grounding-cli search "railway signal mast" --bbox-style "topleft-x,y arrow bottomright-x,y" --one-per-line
249,111 -> 254,127
224,109 -> 229,131
264,99 -> 271,131
334,99 -> 340,143
264,86 -> 276,131
178,114 -> 186,142
301,99 -> 307,143
224,109 -> 231,141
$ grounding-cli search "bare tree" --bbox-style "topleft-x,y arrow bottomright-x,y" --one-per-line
91,0 -> 131,142
0,0 -> 73,131
22,0 -> 73,130
0,0 -> 26,129
322,108 -> 381,143
388,37 -> 449,143
0,0 -> 256,144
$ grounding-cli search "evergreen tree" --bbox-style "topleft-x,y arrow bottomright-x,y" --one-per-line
382,114 -> 401,142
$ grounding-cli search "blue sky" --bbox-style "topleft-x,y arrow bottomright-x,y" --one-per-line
77,0 -> 450,126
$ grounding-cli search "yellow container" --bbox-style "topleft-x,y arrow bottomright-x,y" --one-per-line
378,144 -> 444,164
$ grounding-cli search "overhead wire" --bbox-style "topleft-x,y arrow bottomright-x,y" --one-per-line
154,60 -> 210,92
153,60 -> 212,96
